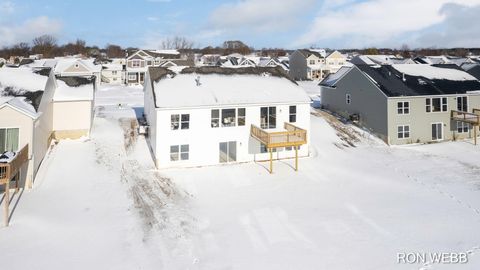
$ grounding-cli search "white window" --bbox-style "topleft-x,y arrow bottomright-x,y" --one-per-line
426,97 -> 447,112
289,106 -> 297,123
112,71 -> 117,75
171,114 -> 189,130
457,122 -> 470,133
211,108 -> 245,128
397,125 -> 410,139
0,128 -> 19,153
309,60 -> 315,65
346,94 -> 351,105
170,144 -> 189,161
260,107 -> 276,129
128,73 -> 137,81
457,96 -> 468,112
131,60 -> 141,68
397,101 -> 410,114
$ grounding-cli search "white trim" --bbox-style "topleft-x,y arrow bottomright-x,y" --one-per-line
396,101 -> 410,115
154,101 -> 312,111
425,97 -> 448,113
0,103 -> 37,119
396,125 -> 410,139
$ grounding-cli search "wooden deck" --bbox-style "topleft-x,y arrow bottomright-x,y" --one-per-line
451,110 -> 480,125
250,123 -> 307,149
1,144 -> 28,227
250,123 -> 307,173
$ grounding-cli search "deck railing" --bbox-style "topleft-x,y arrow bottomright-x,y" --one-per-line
451,110 -> 480,125
0,144 -> 28,185
250,123 -> 307,148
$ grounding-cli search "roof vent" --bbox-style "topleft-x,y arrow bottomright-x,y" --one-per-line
195,76 -> 202,86
402,73 -> 406,82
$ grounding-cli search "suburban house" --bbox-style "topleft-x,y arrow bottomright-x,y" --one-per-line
126,49 -> 190,85
463,63 -> 480,80
289,49 -> 347,81
351,55 -> 416,65
0,67 -> 95,190
144,66 -> 311,172
54,58 -> 101,87
320,64 -> 480,145
101,58 -> 126,85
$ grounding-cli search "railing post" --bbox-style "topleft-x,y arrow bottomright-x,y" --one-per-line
269,148 -> 273,174
295,146 -> 298,171
4,167 -> 10,227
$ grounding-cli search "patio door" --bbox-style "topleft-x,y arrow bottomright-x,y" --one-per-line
219,141 -> 237,163
432,123 -> 443,141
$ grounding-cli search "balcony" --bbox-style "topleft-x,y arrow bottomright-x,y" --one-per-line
1,144 -> 28,227
451,109 -> 480,145
250,123 -> 307,173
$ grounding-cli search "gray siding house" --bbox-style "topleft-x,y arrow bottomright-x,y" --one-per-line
320,64 -> 480,145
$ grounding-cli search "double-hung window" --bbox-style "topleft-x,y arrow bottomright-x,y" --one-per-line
171,114 -> 189,130
170,144 -> 189,161
457,122 -> 470,133
397,102 -> 409,114
289,106 -> 297,123
397,125 -> 410,139
0,128 -> 19,153
346,94 -> 351,105
260,107 -> 276,129
457,96 -> 468,112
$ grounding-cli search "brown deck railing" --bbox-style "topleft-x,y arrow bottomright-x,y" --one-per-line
0,144 -> 28,185
250,123 -> 307,148
451,110 -> 480,125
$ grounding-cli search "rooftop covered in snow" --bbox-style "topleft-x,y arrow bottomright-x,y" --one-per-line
353,64 -> 480,97
149,66 -> 310,109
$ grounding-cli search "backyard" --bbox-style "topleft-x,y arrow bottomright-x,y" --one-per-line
0,84 -> 479,270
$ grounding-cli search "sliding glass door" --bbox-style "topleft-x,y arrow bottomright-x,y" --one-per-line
219,141 -> 237,163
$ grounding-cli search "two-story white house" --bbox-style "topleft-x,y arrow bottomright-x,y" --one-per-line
144,67 -> 311,171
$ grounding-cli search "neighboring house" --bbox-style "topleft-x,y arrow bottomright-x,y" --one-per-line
126,49 -> 186,85
462,63 -> 480,80
0,67 -> 94,188
289,49 -> 347,81
144,66 -> 311,170
54,58 -> 101,87
351,55 -> 415,65
101,58 -> 126,85
0,58 -> 5,67
320,64 -> 480,145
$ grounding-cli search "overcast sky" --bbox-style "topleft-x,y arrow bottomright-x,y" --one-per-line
1,0 -> 480,49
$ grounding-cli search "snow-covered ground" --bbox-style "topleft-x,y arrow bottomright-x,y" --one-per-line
1,83 -> 480,269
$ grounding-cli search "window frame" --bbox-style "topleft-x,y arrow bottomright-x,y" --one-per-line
171,114 -> 190,130
170,144 -> 189,161
260,106 -> 276,129
346,94 -> 351,105
0,127 -> 20,153
457,96 -> 468,112
289,105 -> 297,123
397,125 -> 410,139
397,101 -> 410,115
426,97 -> 448,113
211,108 -> 246,128
456,121 -> 470,133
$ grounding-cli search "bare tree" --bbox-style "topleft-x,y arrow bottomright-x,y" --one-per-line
32,35 -> 58,58
161,36 -> 194,50
400,44 -> 410,58
105,44 -> 125,58
63,39 -> 87,56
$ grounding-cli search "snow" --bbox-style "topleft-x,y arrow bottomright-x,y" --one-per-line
153,74 -> 311,108
0,151 -> 16,163
53,80 -> 94,102
321,66 -> 351,86
1,84 -> 480,269
54,58 -> 101,74
1,96 -> 38,117
0,67 -> 48,93
149,49 -> 180,55
392,64 -> 478,81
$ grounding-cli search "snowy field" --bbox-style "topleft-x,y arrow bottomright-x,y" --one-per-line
1,84 -> 480,269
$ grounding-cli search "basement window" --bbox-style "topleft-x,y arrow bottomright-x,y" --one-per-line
170,144 -> 189,161
457,122 -> 470,133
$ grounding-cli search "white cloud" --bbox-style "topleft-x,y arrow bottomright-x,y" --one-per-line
208,0 -> 315,33
416,3 -> 480,48
147,16 -> 159,21
295,0 -> 480,48
0,16 -> 63,46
